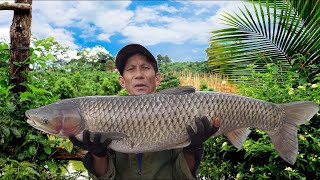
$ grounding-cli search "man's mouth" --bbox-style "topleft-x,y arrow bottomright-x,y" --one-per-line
134,84 -> 147,88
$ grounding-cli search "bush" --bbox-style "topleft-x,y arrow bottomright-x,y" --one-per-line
157,73 -> 180,91
199,61 -> 320,179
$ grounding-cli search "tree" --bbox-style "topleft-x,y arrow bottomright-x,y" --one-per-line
157,54 -> 172,65
67,45 -> 113,71
207,0 -> 320,81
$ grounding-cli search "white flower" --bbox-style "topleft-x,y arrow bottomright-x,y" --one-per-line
311,84 -> 318,88
288,88 -> 294,95
285,167 -> 293,171
236,173 -> 241,179
221,80 -> 227,85
250,166 -> 254,172
297,86 -> 305,90
222,142 -> 228,147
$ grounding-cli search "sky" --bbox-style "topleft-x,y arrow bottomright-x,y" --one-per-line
0,0 -> 245,62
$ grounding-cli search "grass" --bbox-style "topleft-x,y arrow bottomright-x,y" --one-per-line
173,71 -> 238,93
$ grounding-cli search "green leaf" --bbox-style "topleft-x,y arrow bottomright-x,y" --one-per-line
46,159 -> 58,174
19,92 -> 33,102
11,127 -> 23,138
1,126 -> 11,137
25,167 -> 40,178
44,54 -> 56,61
44,146 -> 52,155
63,141 -> 73,153
27,84 -> 52,95
6,103 -> 16,113
28,145 -> 37,156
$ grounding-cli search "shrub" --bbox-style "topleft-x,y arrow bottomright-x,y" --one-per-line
199,61 -> 320,179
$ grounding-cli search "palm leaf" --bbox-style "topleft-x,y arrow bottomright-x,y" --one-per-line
207,0 -> 320,79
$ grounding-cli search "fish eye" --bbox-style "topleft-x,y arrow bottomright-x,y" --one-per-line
42,118 -> 49,124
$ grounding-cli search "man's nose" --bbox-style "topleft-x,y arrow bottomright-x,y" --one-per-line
134,68 -> 144,78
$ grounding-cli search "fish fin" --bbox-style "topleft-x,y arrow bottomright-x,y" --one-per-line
267,101 -> 319,165
280,101 -> 319,125
267,123 -> 298,165
170,140 -> 191,149
158,86 -> 196,95
226,128 -> 251,149
98,132 -> 128,142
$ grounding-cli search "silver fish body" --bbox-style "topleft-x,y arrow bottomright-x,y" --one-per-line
26,87 -> 319,165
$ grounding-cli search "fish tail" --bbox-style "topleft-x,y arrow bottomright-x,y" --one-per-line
267,101 -> 319,165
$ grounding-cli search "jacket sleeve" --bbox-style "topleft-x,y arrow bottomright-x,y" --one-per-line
172,150 -> 197,180
85,152 -> 116,180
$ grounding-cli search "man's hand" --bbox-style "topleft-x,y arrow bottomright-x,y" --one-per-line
69,130 -> 111,157
183,116 -> 219,176
184,116 -> 219,152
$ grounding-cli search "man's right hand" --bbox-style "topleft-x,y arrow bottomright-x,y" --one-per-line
69,130 -> 112,177
69,130 -> 112,156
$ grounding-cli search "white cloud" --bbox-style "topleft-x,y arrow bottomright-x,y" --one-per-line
0,0 -> 251,51
0,1 -> 133,49
0,7 -> 13,41
134,6 -> 160,23
32,21 -> 78,49
0,27 -> 10,41
120,6 -> 212,45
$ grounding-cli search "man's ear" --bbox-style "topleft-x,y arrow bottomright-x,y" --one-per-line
155,73 -> 161,86
119,76 -> 126,88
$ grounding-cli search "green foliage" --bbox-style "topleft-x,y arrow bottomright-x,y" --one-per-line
159,61 -> 210,74
52,78 -> 75,99
199,57 -> 320,179
157,54 -> 172,64
157,73 -> 180,91
207,0 -> 320,80
199,81 -> 215,91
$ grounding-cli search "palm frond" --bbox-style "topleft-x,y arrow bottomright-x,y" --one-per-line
207,0 -> 320,79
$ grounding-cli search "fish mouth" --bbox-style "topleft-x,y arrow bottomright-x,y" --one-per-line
27,119 -> 59,135
26,113 -> 61,136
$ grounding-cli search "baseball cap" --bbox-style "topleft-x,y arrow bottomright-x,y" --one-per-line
115,44 -> 158,75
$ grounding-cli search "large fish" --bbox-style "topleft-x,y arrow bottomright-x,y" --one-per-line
25,86 -> 319,165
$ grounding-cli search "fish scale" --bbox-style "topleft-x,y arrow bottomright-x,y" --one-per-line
26,87 -> 319,164
77,93 -> 264,151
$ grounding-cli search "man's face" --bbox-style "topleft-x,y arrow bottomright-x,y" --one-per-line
119,54 -> 161,96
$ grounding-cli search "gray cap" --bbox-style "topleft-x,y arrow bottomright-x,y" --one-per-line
115,44 -> 158,75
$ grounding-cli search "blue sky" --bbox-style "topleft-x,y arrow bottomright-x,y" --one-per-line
0,1 -> 243,62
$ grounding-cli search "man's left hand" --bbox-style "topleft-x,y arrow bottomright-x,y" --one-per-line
184,116 -> 219,153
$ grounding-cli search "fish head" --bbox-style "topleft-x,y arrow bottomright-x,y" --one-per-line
25,101 -> 84,138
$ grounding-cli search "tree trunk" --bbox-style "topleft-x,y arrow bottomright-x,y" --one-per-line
49,148 -> 86,161
0,2 -> 31,10
9,0 -> 32,93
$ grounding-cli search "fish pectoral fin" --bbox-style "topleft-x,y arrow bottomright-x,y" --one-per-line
226,128 -> 251,149
158,86 -> 196,95
170,140 -> 191,149
99,132 -> 128,141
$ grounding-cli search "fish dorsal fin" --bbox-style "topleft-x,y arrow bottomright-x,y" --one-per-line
226,128 -> 251,149
158,86 -> 196,95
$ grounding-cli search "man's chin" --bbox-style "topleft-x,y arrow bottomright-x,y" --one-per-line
133,87 -> 150,95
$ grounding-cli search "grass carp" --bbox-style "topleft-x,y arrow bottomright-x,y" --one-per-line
25,86 -> 319,165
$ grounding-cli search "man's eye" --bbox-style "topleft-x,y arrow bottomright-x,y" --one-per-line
143,66 -> 150,69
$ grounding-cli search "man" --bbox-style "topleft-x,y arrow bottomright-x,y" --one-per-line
70,44 -> 219,179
